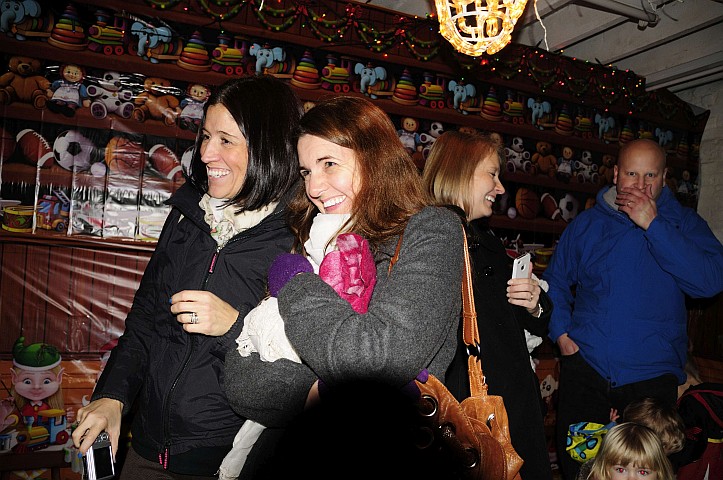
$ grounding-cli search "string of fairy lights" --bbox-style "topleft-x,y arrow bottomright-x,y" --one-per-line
140,0 -> 675,116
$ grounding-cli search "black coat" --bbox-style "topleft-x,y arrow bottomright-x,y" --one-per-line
445,218 -> 554,480
93,182 -> 296,475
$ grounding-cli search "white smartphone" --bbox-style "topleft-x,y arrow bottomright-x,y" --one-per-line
512,252 -> 532,279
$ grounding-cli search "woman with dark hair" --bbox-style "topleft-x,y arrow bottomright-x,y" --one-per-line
71,75 -> 302,479
223,96 -> 464,477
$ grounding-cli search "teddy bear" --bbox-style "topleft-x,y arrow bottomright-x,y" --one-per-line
598,153 -> 616,186
87,71 -> 135,120
0,56 -> 51,108
531,140 -> 557,177
132,76 -> 181,126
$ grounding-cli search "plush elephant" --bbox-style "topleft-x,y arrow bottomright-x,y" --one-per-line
594,113 -> 616,143
528,98 -> 552,129
250,43 -> 285,74
1,0 -> 41,39
448,80 -> 476,114
131,21 -> 172,63
354,62 -> 387,99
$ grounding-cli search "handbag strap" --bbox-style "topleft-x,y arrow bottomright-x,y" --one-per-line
388,224 -> 488,396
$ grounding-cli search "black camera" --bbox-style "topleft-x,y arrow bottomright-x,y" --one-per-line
82,432 -> 115,480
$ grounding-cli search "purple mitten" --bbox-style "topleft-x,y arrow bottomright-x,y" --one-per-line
268,253 -> 313,297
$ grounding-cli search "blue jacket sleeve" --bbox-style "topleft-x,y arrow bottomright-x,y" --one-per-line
644,210 -> 723,298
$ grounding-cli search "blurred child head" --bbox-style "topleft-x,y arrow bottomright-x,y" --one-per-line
623,397 -> 685,455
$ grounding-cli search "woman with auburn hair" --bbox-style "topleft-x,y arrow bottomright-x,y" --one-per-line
224,96 -> 464,478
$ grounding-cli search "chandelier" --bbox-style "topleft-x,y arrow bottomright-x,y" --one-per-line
435,0 -> 529,56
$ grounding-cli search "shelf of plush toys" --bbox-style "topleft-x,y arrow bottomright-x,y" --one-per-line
0,0 -> 705,246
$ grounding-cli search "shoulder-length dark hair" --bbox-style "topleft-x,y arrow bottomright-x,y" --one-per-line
187,74 -> 302,211
289,96 -> 429,250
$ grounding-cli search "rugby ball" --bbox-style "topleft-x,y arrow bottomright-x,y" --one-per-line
16,129 -> 54,167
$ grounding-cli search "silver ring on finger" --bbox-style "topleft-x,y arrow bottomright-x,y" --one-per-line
529,294 -> 533,302
190,312 -> 199,324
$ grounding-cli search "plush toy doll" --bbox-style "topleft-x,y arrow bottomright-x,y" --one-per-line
47,64 -> 90,117
397,117 -> 420,155
10,336 -> 65,452
556,145 -> 575,183
179,83 -> 211,132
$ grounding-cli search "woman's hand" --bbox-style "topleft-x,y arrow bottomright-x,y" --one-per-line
507,277 -> 541,314
72,398 -> 123,459
170,290 -> 239,336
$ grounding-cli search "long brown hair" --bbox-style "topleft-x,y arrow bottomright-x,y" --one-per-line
289,96 -> 429,250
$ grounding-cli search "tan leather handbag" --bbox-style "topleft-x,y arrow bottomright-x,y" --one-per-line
391,227 -> 523,480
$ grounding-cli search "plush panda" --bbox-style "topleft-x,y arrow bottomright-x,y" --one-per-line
87,71 -> 134,120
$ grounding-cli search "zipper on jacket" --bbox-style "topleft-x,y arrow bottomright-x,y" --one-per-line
159,334 -> 197,469
156,226 -> 270,465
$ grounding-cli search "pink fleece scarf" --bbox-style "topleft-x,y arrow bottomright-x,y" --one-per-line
318,232 -> 376,313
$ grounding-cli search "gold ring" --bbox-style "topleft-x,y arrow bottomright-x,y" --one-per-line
190,312 -> 199,324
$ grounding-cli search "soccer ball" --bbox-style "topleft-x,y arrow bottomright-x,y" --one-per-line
54,130 -> 95,172
558,193 -> 580,223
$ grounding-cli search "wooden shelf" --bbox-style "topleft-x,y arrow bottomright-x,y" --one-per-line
503,171 -> 603,195
0,227 -> 157,252
489,215 -> 569,235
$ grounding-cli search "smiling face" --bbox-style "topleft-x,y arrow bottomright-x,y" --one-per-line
467,153 -> 505,221
12,368 -> 62,403
298,134 -> 361,214
62,64 -> 83,83
200,104 -> 249,200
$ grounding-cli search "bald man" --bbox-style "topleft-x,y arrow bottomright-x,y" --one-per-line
543,139 -> 723,480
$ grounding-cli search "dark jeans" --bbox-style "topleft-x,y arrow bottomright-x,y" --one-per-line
555,352 -> 678,480
119,447 -> 217,480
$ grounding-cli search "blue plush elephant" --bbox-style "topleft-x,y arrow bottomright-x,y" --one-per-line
528,97 -> 552,129
1,0 -> 41,40
448,80 -> 476,114
354,62 -> 387,99
594,113 -> 616,143
131,21 -> 173,63
250,43 -> 286,74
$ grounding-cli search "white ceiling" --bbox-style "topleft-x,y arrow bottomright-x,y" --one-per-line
364,0 -> 723,95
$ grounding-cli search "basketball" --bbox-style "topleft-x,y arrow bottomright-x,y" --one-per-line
515,187 -> 540,219
105,136 -> 146,176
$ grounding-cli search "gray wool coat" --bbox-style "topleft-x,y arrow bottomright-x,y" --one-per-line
223,206 -> 464,475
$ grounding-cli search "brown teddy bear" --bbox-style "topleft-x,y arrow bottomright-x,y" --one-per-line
0,56 -> 51,108
598,153 -> 616,186
132,77 -> 181,126
531,140 -> 557,177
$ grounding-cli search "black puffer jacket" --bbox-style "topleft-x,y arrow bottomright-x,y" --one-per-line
93,182 -> 295,475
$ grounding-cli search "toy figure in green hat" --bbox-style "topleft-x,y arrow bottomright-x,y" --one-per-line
10,336 -> 65,428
